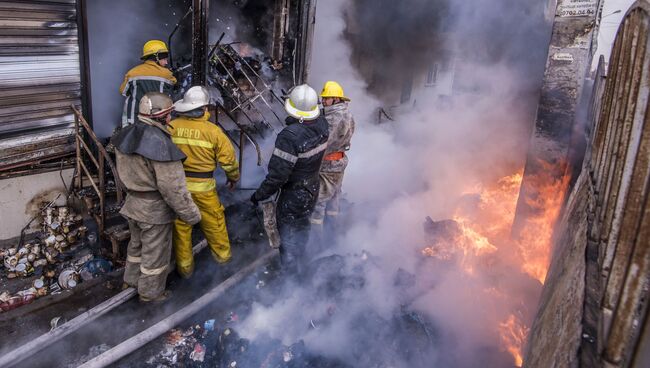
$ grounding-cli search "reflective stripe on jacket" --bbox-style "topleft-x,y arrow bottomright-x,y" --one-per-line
170,113 -> 240,193
120,61 -> 177,126
253,116 -> 330,203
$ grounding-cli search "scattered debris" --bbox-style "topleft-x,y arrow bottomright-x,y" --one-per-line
0,205 -> 112,313
204,319 -> 216,331
421,217 -> 462,260
153,324 -> 211,366
190,342 -> 206,362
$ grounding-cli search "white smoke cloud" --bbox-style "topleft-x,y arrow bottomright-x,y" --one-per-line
238,0 -> 553,366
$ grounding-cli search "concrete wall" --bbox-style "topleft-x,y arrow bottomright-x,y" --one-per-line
0,169 -> 73,241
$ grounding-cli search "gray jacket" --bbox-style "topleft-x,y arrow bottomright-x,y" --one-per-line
321,102 -> 355,173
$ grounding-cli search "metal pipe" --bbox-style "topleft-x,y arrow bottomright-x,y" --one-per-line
218,106 -> 264,166
78,251 -> 277,368
207,32 -> 226,61
167,6 -> 193,70
0,241 -> 210,368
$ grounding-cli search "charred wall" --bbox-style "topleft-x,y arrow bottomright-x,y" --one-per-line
513,0 -> 602,237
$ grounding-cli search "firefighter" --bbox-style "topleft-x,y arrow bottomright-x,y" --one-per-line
119,40 -> 177,127
250,84 -> 329,274
111,92 -> 201,302
170,86 -> 240,278
311,81 -> 356,232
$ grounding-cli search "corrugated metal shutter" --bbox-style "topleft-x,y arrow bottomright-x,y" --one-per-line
0,0 -> 82,171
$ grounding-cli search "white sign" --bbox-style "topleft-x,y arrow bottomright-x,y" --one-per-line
552,53 -> 574,62
557,0 -> 598,18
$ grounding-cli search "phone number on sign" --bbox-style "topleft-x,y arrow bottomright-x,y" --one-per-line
559,8 -> 596,17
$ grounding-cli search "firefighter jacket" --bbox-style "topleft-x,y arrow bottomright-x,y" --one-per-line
119,61 -> 177,126
252,116 -> 329,205
321,102 -> 355,173
169,112 -> 240,193
112,121 -> 201,225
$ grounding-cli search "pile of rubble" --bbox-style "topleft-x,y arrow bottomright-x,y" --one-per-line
0,205 -> 112,313
142,252 -> 439,368
149,322 -> 347,368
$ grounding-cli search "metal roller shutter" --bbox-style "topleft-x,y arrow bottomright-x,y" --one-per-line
0,0 -> 84,172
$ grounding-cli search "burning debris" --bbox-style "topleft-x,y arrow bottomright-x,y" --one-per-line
417,166 -> 570,366
0,204 -> 112,313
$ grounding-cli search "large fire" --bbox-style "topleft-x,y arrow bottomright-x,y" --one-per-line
514,160 -> 572,284
421,163 -> 570,367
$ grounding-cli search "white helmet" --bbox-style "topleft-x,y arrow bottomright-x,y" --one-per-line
174,86 -> 210,113
139,92 -> 173,118
284,84 -> 320,121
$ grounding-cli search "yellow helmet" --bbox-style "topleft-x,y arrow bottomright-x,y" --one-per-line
141,40 -> 169,59
320,81 -> 350,101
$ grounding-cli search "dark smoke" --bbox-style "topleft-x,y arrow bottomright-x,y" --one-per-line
345,0 -> 552,101
344,0 -> 450,94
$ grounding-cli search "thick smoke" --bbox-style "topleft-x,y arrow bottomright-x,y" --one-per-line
237,0 -> 554,367
86,0 -> 192,138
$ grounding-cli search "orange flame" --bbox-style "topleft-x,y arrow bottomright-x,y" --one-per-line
514,161 -> 571,284
420,162 -> 570,366
499,314 -> 529,367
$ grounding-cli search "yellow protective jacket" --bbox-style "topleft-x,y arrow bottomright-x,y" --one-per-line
119,61 -> 177,126
170,113 -> 240,193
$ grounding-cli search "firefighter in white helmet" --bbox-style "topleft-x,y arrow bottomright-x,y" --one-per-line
251,84 -> 329,274
119,40 -> 177,127
170,86 -> 240,278
311,81 -> 355,236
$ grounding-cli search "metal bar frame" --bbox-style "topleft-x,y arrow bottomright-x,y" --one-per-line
71,105 -> 125,236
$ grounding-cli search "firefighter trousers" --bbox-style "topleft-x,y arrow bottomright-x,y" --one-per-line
311,171 -> 345,225
278,216 -> 311,276
123,218 -> 172,299
173,189 -> 231,278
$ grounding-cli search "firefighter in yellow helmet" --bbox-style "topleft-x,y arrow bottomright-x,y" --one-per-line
119,40 -> 177,127
311,81 -> 355,234
170,86 -> 240,278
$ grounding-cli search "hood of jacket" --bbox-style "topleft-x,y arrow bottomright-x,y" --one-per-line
111,121 -> 186,162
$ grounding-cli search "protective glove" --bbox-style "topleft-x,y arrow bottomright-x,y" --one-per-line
250,193 -> 259,206
226,178 -> 238,191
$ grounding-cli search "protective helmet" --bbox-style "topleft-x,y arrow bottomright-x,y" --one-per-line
284,84 -> 320,121
174,86 -> 210,112
320,81 -> 350,101
139,92 -> 173,118
142,40 -> 169,59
